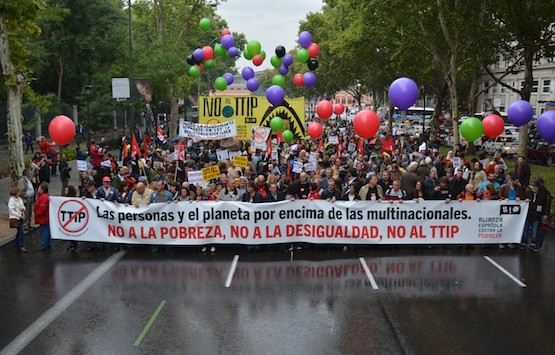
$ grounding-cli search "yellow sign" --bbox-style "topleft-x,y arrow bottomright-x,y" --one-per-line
199,96 -> 306,140
232,155 -> 248,168
201,165 -> 221,181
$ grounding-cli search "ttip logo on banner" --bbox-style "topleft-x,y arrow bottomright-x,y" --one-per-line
500,205 -> 521,215
57,199 -> 90,235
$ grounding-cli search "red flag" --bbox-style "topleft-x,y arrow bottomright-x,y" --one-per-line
358,138 -> 364,155
266,136 -> 272,157
381,136 -> 393,153
131,133 -> 142,158
122,137 -> 129,158
276,130 -> 285,145
287,159 -> 292,180
157,126 -> 166,143
317,139 -> 324,153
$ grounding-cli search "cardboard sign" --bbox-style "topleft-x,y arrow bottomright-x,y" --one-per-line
76,160 -> 88,172
233,155 -> 248,168
187,170 -> 205,185
201,165 -> 221,181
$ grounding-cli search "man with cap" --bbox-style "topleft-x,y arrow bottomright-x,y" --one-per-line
98,176 -> 120,202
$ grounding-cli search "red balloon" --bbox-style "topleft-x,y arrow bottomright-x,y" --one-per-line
482,114 -> 505,138
252,54 -> 263,66
307,122 -> 323,139
353,110 -> 380,138
202,46 -> 214,60
316,100 -> 333,119
221,28 -> 231,37
334,103 -> 345,115
197,63 -> 204,72
293,73 -> 304,87
307,43 -> 320,58
48,115 -> 75,146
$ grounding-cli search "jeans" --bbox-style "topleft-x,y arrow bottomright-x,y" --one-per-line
41,224 -> 51,248
15,223 -> 24,248
521,219 -> 540,247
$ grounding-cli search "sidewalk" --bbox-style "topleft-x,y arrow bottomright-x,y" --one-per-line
0,159 -> 83,247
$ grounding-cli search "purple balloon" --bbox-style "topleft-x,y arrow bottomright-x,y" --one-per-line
242,67 -> 254,81
537,110 -> 555,143
508,100 -> 534,126
221,34 -> 235,50
193,48 -> 204,62
303,72 -> 316,88
228,46 -> 239,58
266,85 -> 285,106
278,64 -> 289,76
246,78 -> 259,92
282,53 -> 293,67
388,77 -> 419,110
299,31 -> 312,49
223,73 -> 234,85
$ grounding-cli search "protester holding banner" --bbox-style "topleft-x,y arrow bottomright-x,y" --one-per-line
34,182 -> 51,251
8,186 -> 26,253
521,179 -> 550,251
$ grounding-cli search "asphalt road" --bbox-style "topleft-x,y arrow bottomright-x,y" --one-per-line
1,232 -> 555,355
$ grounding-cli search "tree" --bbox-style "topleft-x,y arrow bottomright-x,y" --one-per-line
0,0 -> 42,184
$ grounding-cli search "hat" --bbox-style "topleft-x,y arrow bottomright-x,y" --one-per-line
138,176 -> 148,183
102,176 -> 111,183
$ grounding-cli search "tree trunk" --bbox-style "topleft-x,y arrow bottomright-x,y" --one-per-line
167,84 -> 179,137
0,12 -> 25,184
57,54 -> 64,103
465,72 -> 480,155
431,84 -> 447,142
449,87 -> 460,150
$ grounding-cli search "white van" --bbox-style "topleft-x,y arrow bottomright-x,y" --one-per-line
483,134 -> 519,156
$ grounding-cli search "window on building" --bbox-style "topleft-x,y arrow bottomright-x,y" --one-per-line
534,54 -> 541,65
520,81 -> 525,90
493,84 -> 498,94
543,80 -> 551,93
501,82 -> 507,93
532,80 -> 538,93
483,81 -> 489,93
504,59 -> 509,69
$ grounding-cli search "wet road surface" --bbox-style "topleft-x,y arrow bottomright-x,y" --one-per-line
1,230 -> 555,354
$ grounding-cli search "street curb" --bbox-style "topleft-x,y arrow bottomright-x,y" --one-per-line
0,235 -> 15,248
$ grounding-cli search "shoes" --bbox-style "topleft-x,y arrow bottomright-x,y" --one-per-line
508,244 -> 516,249
532,247 -> 540,252
201,247 -> 207,253
520,245 -> 527,250
18,247 -> 27,254
38,245 -> 50,251
343,246 -> 348,252
499,244 -> 506,249
210,246 -> 216,253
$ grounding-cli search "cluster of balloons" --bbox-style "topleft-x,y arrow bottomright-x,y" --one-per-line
187,19 -> 239,92
306,101 -> 347,139
48,115 -> 76,146
293,31 -> 318,89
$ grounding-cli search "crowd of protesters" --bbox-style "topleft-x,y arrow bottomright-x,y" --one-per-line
9,120 -> 553,253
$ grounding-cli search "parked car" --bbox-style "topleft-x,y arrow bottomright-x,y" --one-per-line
527,140 -> 555,165
483,134 -> 519,156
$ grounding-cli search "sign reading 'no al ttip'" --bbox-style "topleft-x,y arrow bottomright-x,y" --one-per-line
58,199 -> 89,234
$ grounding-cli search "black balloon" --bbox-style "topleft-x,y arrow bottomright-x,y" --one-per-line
186,54 -> 196,65
275,45 -> 286,58
308,58 -> 319,71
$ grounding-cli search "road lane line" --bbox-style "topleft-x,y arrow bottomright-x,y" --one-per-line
225,255 -> 240,288
484,256 -> 527,288
359,257 -> 379,290
0,251 -> 127,355
134,300 -> 166,347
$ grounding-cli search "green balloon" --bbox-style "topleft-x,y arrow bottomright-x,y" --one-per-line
282,130 -> 294,143
244,49 -> 253,60
247,40 -> 262,55
260,50 -> 266,60
271,74 -> 286,88
214,43 -> 226,57
189,66 -> 201,78
204,59 -> 214,70
215,76 -> 227,91
460,116 -> 484,142
270,116 -> 284,132
270,55 -> 282,69
199,18 -> 211,31
296,48 -> 310,63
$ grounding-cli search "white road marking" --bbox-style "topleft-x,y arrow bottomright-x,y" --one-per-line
0,251 -> 127,355
484,255 -> 527,288
359,257 -> 379,290
225,255 -> 240,288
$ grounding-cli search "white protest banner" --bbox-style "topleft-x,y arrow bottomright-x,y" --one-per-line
348,143 -> 356,152
292,161 -> 304,173
216,149 -> 229,161
229,151 -> 242,159
251,126 -> 271,151
328,135 -> 339,144
304,162 -> 316,172
76,160 -> 88,172
187,170 -> 204,185
178,119 -> 237,140
50,199 -> 528,246
309,152 -> 317,164
101,160 -> 112,168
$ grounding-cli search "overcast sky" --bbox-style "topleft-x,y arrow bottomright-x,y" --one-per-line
216,0 -> 323,71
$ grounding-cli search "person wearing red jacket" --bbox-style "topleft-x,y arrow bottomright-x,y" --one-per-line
34,182 -> 51,251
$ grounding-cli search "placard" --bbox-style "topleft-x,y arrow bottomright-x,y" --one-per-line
201,165 -> 221,181
187,170 -> 204,185
76,160 -> 88,172
233,155 -> 248,168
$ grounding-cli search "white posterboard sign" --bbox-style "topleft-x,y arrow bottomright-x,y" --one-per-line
216,149 -> 229,161
187,170 -> 205,185
292,161 -> 304,173
76,160 -> 88,172
328,135 -> 339,144
309,152 -> 317,164
112,78 -> 130,99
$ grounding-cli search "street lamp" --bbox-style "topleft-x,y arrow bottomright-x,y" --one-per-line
84,84 -> 91,142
